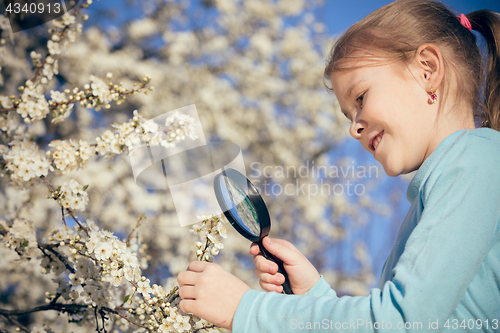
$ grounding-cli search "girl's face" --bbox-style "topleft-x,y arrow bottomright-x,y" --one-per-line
330,61 -> 439,177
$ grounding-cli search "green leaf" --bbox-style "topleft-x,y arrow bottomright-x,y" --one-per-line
123,294 -> 130,303
83,185 -> 89,191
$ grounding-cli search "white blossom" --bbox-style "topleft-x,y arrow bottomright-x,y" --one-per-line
3,139 -> 52,183
94,241 -> 113,260
90,75 -> 112,104
47,40 -> 61,55
50,90 -> 67,103
58,179 -> 89,211
3,219 -> 37,256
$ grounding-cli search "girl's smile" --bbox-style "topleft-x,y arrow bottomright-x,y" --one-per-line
370,130 -> 384,152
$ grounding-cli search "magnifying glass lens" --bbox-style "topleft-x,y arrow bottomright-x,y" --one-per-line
219,175 -> 261,237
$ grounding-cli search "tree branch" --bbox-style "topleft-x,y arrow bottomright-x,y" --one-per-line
0,303 -> 87,317
38,243 -> 75,274
0,302 -> 156,333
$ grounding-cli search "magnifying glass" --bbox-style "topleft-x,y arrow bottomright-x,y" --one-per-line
213,168 -> 293,294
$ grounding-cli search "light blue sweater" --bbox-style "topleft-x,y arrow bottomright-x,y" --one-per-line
232,128 -> 500,332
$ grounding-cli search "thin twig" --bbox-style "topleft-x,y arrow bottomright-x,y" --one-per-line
67,210 -> 89,236
125,213 -> 146,245
102,307 -> 150,331
61,206 -> 67,227
94,305 -> 99,332
2,314 -> 30,333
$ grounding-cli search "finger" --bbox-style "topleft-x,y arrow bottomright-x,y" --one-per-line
253,254 -> 278,274
250,243 -> 260,255
259,280 -> 284,293
187,260 -> 209,272
179,299 -> 196,315
177,270 -> 198,286
263,236 -> 293,249
178,285 -> 197,300
254,268 -> 284,284
262,237 -> 298,264
268,237 -> 297,250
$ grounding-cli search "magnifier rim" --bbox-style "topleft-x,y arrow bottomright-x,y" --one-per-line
213,168 -> 271,242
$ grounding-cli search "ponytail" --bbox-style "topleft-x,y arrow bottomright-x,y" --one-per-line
468,10 -> 500,131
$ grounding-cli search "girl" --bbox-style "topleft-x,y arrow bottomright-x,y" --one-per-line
177,0 -> 500,331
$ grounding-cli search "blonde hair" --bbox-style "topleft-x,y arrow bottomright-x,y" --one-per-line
324,0 -> 500,130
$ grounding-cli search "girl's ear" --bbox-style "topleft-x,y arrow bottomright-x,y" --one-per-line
411,44 -> 445,93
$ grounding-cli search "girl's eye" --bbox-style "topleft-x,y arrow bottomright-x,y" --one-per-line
356,91 -> 366,108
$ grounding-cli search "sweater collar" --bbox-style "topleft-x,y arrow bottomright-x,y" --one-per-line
406,129 -> 467,203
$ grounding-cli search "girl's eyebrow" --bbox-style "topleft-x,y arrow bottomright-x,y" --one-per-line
347,79 -> 366,98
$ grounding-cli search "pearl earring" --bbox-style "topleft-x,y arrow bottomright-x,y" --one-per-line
428,86 -> 437,104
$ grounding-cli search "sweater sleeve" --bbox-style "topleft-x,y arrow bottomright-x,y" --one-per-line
304,275 -> 338,298
232,136 -> 500,333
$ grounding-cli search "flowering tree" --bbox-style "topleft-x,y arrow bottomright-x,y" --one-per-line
0,1 -> 231,331
0,0 -> 409,332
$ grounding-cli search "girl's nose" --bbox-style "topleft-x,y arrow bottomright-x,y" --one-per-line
349,121 -> 364,140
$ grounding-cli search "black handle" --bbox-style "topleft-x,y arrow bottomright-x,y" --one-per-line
258,241 -> 293,295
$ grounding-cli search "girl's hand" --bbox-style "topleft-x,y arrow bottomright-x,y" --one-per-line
251,236 -> 321,295
177,261 -> 250,331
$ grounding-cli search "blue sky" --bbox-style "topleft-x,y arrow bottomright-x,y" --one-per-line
318,0 -> 500,36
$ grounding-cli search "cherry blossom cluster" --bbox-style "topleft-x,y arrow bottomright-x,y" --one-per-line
47,139 -> 93,174
2,137 -> 53,183
117,216 -> 226,332
48,13 -> 82,55
120,110 -> 199,155
82,74 -> 153,112
96,110 -> 198,157
30,52 -> 60,84
54,179 -> 89,212
0,2 -> 153,130
190,213 -> 228,260
13,215 -> 224,332
48,88 -> 73,124
16,79 -> 51,123
156,110 -> 199,148
1,219 -> 37,257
